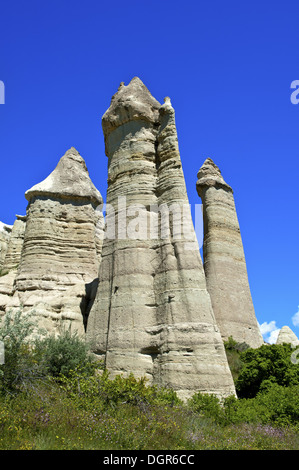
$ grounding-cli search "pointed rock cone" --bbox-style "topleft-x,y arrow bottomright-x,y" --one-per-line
11,147 -> 104,335
25,147 -> 102,205
276,326 -> 299,347
196,158 -> 263,348
86,78 -> 236,400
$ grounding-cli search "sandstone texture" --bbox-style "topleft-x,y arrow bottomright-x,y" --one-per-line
196,158 -> 263,348
1,215 -> 26,273
276,326 -> 299,347
0,222 -> 12,273
4,147 -> 104,335
86,78 -> 236,400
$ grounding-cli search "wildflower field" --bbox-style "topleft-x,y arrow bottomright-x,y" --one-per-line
0,310 -> 298,451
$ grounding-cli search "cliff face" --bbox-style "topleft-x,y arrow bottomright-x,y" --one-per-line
196,158 -> 263,348
86,78 -> 236,400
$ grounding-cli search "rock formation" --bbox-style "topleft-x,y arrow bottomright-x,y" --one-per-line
196,158 -> 263,348
0,222 -> 12,273
276,326 -> 299,347
0,216 -> 26,314
86,77 -> 236,400
3,147 -> 104,335
1,215 -> 26,274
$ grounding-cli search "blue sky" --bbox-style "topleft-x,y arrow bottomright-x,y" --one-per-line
0,0 -> 298,342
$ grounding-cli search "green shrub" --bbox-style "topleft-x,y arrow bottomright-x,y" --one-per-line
33,328 -> 96,378
59,369 -> 182,411
224,336 -> 250,382
236,344 -> 299,398
224,384 -> 299,428
0,308 -> 40,393
188,392 -> 224,423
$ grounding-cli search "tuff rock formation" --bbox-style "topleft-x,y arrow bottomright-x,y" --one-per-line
1,215 -> 26,274
86,77 -> 236,400
276,326 -> 299,347
0,221 -> 12,272
196,158 -> 263,348
4,147 -> 104,335
0,215 -> 26,314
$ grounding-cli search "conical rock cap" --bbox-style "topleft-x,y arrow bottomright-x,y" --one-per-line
25,147 -> 102,205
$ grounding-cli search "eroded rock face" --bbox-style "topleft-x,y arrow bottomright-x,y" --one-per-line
86,78 -> 236,400
5,147 -> 104,335
276,326 -> 299,347
0,216 -> 26,314
196,158 -> 263,348
0,222 -> 12,273
1,215 -> 26,273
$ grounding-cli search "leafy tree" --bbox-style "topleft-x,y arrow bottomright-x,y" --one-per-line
236,343 -> 299,398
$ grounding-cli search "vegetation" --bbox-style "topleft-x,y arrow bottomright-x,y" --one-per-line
0,312 -> 298,450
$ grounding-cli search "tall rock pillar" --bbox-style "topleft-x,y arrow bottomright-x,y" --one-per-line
196,158 -> 263,348
12,147 -> 104,335
86,78 -> 236,400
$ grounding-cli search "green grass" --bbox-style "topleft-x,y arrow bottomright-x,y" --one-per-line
0,314 -> 298,451
0,373 -> 298,450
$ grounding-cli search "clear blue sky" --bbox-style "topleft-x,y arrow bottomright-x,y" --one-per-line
0,0 -> 298,342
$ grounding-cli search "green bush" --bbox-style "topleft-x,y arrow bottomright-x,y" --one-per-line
0,308 -> 40,393
188,392 -> 224,423
236,344 -> 299,398
33,328 -> 96,378
224,336 -> 250,382
60,369 -> 182,410
224,384 -> 299,428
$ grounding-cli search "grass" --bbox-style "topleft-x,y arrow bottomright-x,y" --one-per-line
0,375 -> 298,450
0,314 -> 298,451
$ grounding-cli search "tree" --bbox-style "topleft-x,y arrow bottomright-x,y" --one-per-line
236,343 -> 299,398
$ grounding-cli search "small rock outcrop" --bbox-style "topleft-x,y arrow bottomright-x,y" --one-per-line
196,158 -> 263,348
4,147 -> 104,335
276,326 -> 299,347
86,77 -> 236,400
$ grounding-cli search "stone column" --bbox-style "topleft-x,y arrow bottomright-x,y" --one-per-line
12,147 -> 104,335
196,158 -> 263,348
86,78 -> 236,400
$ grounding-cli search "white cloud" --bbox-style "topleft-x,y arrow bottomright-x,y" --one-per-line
292,306 -> 299,328
259,321 -> 280,344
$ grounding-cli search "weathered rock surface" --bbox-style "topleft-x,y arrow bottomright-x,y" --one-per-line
196,158 -> 263,348
86,77 -> 236,400
276,326 -> 299,347
5,147 -> 104,335
0,222 -> 12,273
1,215 -> 26,273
